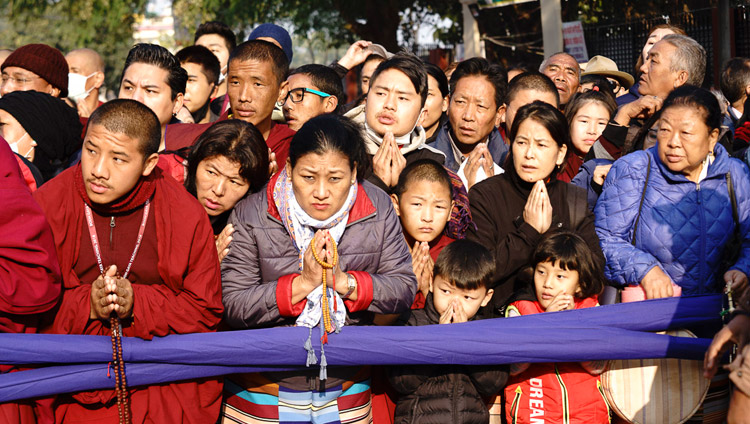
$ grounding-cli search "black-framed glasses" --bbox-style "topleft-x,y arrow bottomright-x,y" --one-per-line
285,87 -> 331,103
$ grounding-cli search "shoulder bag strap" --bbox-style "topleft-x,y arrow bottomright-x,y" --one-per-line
632,154 -> 651,246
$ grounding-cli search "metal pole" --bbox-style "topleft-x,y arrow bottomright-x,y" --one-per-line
718,0 -> 732,71
461,0 -> 484,59
540,0 -> 563,57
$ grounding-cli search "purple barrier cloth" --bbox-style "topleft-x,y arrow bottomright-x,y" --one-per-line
0,294 -> 723,402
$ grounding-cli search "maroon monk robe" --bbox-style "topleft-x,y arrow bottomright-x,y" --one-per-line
0,138 -> 62,424
33,163 -> 224,424
164,110 -> 295,165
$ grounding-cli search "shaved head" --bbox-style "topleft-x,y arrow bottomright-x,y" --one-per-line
66,48 -> 105,74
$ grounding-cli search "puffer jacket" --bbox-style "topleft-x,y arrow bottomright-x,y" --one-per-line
595,144 -> 750,294
222,172 -> 418,330
389,293 -> 508,424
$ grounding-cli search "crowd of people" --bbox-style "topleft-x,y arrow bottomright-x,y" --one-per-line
1,19 -> 750,424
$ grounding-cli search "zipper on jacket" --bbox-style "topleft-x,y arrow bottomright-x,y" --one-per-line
696,184 -> 706,294
409,395 -> 420,424
109,216 -> 115,247
554,364 -> 571,424
510,385 -> 522,424
452,376 -> 458,424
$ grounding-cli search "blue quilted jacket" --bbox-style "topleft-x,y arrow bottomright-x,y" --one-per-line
595,145 -> 750,294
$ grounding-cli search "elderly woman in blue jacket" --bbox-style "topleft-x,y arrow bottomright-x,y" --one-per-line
595,86 -> 750,299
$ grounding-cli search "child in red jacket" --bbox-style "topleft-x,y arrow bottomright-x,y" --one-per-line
504,231 -> 610,424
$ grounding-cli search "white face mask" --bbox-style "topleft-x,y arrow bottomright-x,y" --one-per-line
68,72 -> 97,101
8,132 -> 34,159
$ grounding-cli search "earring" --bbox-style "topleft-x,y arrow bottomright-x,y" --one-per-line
351,179 -> 355,185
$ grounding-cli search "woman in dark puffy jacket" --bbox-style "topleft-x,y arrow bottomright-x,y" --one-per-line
596,86 -> 750,298
220,114 -> 417,423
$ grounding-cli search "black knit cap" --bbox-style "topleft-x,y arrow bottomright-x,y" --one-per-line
0,91 -> 82,182
2,44 -> 69,97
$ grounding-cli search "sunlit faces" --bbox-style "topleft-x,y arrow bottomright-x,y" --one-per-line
420,74 -> 449,131
0,66 -> 57,97
504,89 -> 558,132
541,54 -> 580,105
657,105 -> 719,182
119,62 -> 183,128
642,28 -> 676,64
512,118 -> 567,183
391,179 -> 454,245
196,34 -> 231,74
365,68 -> 424,138
181,62 -> 217,114
534,260 -> 581,311
283,73 -> 336,131
287,151 -> 356,221
448,75 -> 504,147
638,40 -> 681,99
569,101 -> 610,154
0,109 -> 36,160
360,58 -> 383,95
195,155 -> 249,217
430,275 -> 493,321
227,58 -> 286,131
80,124 -> 159,205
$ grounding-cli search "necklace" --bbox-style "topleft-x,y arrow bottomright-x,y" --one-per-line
84,199 -> 150,424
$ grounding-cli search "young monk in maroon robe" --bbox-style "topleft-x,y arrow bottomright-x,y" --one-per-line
0,138 -> 61,424
33,99 -> 224,424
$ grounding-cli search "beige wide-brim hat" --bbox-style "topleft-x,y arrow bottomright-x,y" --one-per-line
581,55 -> 635,89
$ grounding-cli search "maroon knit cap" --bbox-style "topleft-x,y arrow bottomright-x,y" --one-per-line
2,44 -> 68,97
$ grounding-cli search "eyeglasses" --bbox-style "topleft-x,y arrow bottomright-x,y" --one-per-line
1,74 -> 40,87
285,87 -> 331,103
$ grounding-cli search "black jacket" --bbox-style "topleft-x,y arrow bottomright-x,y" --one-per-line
388,294 -> 508,424
466,168 -> 603,314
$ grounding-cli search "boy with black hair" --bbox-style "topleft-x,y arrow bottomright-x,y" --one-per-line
195,21 -> 236,98
345,51 -> 445,193
282,64 -> 343,131
176,45 -> 220,124
388,239 -> 507,424
391,159 -> 455,308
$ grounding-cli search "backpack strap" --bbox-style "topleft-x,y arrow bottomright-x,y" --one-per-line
727,171 -> 739,230
632,154 -> 651,247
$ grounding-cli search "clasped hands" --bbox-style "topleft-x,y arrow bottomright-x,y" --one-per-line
292,230 -> 352,303
90,265 -> 134,320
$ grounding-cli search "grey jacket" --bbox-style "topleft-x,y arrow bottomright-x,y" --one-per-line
221,174 -> 418,330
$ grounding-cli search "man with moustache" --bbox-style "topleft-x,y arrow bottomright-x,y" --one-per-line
427,58 -> 509,189
539,52 -> 581,108
33,99 -> 223,423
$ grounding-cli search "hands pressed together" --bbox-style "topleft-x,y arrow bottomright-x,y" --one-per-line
410,241 -> 433,300
292,230 -> 355,303
523,180 -> 552,234
373,132 -> 407,188
464,143 -> 495,190
90,265 -> 134,321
